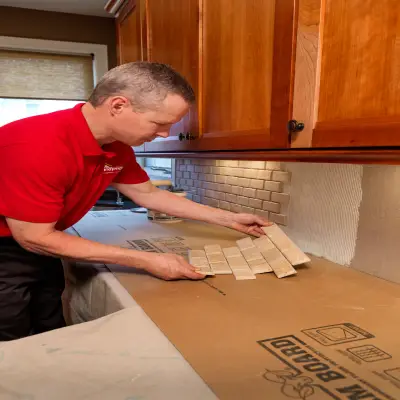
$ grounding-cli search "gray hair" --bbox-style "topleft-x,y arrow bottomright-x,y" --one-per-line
88,62 -> 195,111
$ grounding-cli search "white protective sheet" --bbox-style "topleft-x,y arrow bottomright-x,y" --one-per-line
0,306 -> 217,400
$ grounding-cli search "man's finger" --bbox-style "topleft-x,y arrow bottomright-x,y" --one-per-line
187,270 -> 207,280
254,216 -> 272,226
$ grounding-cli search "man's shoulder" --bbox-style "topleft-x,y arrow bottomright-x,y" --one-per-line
0,107 -> 75,149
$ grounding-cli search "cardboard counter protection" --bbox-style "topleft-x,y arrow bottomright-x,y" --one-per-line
73,210 -> 400,400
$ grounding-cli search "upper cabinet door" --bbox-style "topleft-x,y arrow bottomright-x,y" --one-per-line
144,0 -> 199,152
292,0 -> 400,148
116,1 -> 144,64
190,0 -> 296,151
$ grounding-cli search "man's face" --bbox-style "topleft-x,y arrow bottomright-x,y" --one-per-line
109,94 -> 190,146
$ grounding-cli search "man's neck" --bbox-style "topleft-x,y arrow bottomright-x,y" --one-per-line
81,102 -> 115,146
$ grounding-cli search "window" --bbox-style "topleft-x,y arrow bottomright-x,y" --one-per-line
0,98 -> 82,127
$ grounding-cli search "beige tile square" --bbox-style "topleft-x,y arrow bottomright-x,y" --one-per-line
262,224 -> 310,265
249,198 -> 263,209
226,193 -> 237,203
189,256 -> 209,267
210,261 -> 232,274
209,182 -> 218,191
204,244 -> 223,254
265,161 -> 282,170
207,253 -> 227,263
242,169 -> 258,179
272,171 -> 291,183
234,270 -> 257,280
231,186 -> 244,195
249,261 -> 273,274
237,177 -> 250,187
253,235 -> 276,252
257,170 -> 272,180
191,172 -> 199,180
190,250 -> 206,257
222,247 -> 242,258
264,181 -> 283,192
250,179 -> 264,189
221,184 -> 233,193
211,167 -> 221,174
261,247 -> 297,278
216,191 -> 226,200
203,197 -> 219,207
184,160 -> 191,165
256,190 -> 271,201
216,175 -> 227,184
227,256 -> 248,269
262,201 -> 281,213
239,161 -> 266,169
226,176 -> 239,186
241,206 -> 254,214
269,213 -> 288,226
237,196 -> 249,206
219,160 -> 239,167
242,188 -> 256,197
219,201 -> 231,210
195,165 -> 202,173
201,166 -> 211,174
183,171 -> 190,179
187,165 -> 195,172
186,179 -> 194,186
179,165 -> 186,172
271,192 -> 290,204
193,195 -> 201,203
205,190 -> 216,197
176,171 -> 183,179
205,174 -> 216,182
236,237 -> 255,250
230,204 -> 242,213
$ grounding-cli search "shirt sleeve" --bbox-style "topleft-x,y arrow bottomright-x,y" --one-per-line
0,144 -> 69,223
113,148 -> 150,184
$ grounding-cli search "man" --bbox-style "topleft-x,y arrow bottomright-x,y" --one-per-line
0,62 -> 269,341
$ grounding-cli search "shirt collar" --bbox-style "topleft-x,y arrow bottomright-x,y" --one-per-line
70,103 -> 116,158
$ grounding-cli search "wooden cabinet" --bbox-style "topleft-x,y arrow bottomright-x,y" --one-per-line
116,0 -> 147,152
115,0 -> 400,158
291,0 -> 400,149
143,0 -> 199,152
116,0 -> 296,153
116,0 -> 145,64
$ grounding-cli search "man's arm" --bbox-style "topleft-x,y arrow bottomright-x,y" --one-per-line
113,181 -> 270,236
6,218 -> 204,281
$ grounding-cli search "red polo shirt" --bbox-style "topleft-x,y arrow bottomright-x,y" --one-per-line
0,103 -> 149,237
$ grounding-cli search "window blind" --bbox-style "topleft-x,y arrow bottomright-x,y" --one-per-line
0,50 -> 94,101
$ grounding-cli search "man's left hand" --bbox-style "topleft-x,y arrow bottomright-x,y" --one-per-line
229,213 -> 272,237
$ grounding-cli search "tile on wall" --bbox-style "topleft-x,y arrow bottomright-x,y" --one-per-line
176,159 -> 290,226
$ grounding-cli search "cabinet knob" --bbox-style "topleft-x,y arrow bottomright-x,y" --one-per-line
287,120 -> 305,133
178,132 -> 185,141
186,132 -> 197,141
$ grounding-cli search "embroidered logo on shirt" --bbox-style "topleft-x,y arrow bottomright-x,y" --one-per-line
103,163 -> 123,174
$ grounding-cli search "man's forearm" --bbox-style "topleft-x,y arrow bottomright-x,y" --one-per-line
22,230 -> 150,269
138,188 -> 234,226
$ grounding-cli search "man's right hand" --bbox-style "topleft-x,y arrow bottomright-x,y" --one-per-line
141,252 -> 206,281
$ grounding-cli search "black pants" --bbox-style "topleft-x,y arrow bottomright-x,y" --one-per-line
0,237 -> 66,341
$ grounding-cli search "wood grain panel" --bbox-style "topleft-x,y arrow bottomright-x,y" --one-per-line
144,0 -> 199,152
269,0 -> 298,148
201,0 -> 275,147
117,2 -> 141,64
318,0 -> 400,122
291,0 -> 320,148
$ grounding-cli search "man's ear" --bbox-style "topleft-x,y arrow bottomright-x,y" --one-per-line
109,96 -> 130,116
